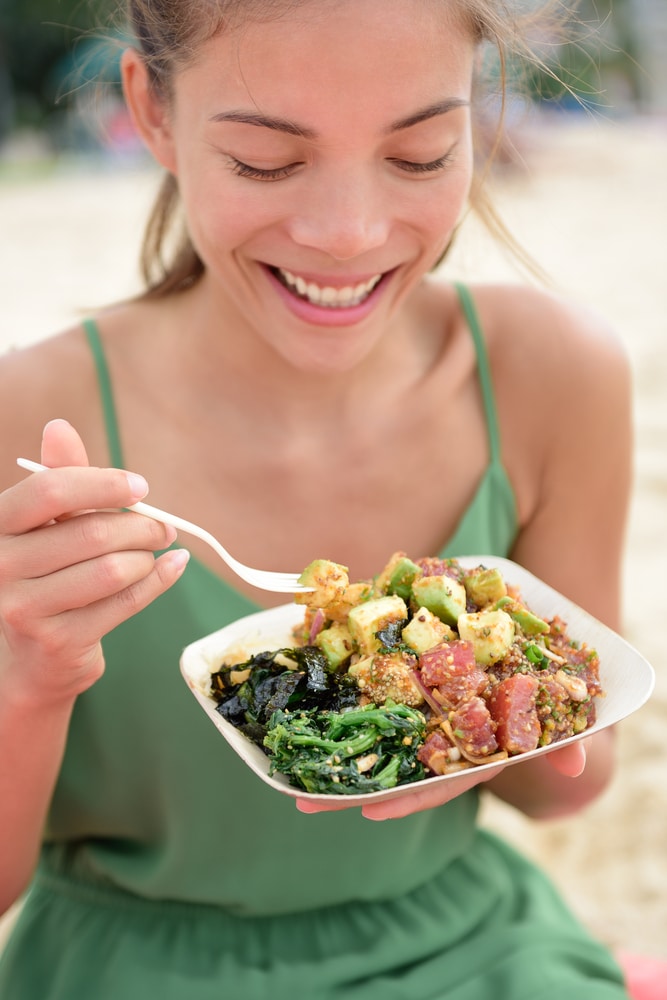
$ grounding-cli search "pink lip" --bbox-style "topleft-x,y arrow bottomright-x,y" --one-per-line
263,265 -> 390,327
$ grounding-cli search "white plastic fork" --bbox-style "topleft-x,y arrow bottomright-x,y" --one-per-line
16,458 -> 313,594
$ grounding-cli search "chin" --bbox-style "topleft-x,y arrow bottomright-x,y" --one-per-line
276,332 -> 381,376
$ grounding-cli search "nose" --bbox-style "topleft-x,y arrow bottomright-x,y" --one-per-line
287,170 -> 390,261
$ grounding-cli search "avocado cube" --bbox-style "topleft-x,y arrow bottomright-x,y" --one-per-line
411,575 -> 467,626
402,606 -> 455,654
315,622 -> 355,669
495,597 -> 549,636
373,551 -> 421,598
463,567 -> 507,607
295,559 -> 349,608
386,557 -> 422,601
457,609 -> 515,665
347,595 -> 409,656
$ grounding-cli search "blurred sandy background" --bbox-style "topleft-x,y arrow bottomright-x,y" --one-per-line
0,112 -> 665,960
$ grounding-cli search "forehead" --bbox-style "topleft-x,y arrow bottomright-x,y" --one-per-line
176,0 -> 476,120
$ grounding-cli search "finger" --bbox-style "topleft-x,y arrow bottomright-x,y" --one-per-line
5,548 -> 168,622
295,764 -> 507,820
40,420 -> 94,521
3,548 -> 190,653
361,764 -> 506,821
296,798 -> 356,814
60,547 -> 191,644
1,510 -> 177,581
546,739 -> 588,778
40,418 -> 91,469
6,465 -> 149,534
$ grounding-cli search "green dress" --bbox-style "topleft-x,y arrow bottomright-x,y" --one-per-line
0,285 -> 628,999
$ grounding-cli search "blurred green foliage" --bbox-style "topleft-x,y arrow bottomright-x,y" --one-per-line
0,0 -> 649,144
521,0 -> 645,111
0,0 -> 117,135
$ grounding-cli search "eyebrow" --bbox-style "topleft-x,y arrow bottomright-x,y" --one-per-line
386,98 -> 469,133
208,110 -> 316,138
208,99 -> 469,139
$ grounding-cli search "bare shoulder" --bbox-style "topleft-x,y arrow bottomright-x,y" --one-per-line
0,325 -> 101,486
454,283 -> 632,549
474,282 -> 628,376
469,281 -> 631,423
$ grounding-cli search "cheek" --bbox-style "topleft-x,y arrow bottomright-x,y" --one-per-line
177,172 -> 268,262
170,142 -> 254,256
420,173 -> 472,242
413,144 -> 474,241
415,174 -> 472,268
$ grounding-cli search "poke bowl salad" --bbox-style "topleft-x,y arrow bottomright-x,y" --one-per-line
180,553 -> 655,804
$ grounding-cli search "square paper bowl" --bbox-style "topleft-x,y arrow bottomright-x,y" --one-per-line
180,555 -> 656,806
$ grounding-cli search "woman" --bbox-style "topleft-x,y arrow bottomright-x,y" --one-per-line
0,0 -> 635,996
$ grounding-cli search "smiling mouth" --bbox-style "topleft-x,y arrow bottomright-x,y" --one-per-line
271,267 -> 384,308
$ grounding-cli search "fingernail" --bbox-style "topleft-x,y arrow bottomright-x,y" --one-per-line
362,809 -> 388,821
126,473 -> 149,500
575,745 -> 587,777
167,548 -> 190,574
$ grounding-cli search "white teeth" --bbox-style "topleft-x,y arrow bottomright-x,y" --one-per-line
278,269 -> 382,308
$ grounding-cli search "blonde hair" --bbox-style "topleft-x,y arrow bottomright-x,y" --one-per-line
122,0 -> 574,296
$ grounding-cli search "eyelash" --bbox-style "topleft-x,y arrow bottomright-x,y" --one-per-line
392,153 -> 455,174
227,151 -> 455,181
228,159 -> 300,181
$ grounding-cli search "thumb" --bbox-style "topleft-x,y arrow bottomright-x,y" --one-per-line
548,738 -> 589,778
41,419 -> 91,469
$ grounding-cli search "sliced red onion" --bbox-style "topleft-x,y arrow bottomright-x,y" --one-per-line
412,669 -> 444,717
308,608 -> 326,644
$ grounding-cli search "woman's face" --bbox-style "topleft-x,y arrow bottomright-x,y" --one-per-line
153,0 -> 476,372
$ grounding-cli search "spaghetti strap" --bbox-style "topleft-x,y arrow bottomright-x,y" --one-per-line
453,282 -> 502,464
82,318 -> 125,469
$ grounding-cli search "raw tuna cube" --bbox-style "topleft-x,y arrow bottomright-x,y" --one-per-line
449,696 -> 498,757
488,673 -> 541,754
419,642 -> 487,707
417,730 -> 456,775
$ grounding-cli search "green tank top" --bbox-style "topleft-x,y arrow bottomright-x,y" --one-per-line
44,284 -> 519,915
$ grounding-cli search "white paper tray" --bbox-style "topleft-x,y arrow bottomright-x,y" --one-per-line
180,556 -> 656,805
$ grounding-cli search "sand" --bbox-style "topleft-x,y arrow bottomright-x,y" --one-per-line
0,114 -> 665,959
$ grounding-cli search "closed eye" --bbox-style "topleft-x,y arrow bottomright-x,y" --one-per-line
227,157 -> 302,181
389,153 -> 455,174
227,151 -> 455,180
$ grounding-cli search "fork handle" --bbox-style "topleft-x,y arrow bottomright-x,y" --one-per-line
16,458 -> 311,593
17,458 -> 239,567
16,458 -> 48,474
19,461 -> 239,552
128,500 -> 208,539
126,500 -> 238,565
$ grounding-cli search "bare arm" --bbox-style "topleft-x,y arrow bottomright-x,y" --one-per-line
0,682 -> 75,909
0,419 -> 188,912
483,297 -> 633,818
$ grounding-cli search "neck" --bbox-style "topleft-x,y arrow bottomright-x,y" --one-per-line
176,273 -> 445,432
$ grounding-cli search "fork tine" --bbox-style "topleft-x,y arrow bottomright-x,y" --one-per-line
244,576 -> 311,594
244,574 -> 311,594
16,458 -> 315,595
